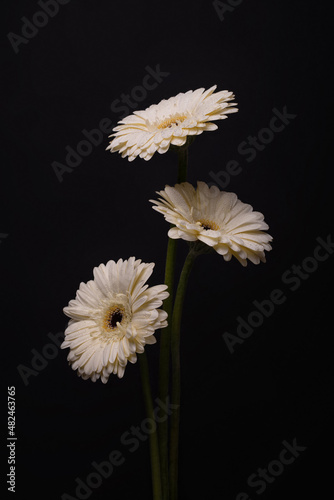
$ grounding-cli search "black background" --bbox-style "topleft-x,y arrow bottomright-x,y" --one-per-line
1,0 -> 333,499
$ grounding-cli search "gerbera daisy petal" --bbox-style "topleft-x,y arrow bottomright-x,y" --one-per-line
107,86 -> 237,161
61,258 -> 169,382
151,182 -> 272,266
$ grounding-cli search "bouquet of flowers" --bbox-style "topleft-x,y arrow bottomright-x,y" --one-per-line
61,85 -> 272,500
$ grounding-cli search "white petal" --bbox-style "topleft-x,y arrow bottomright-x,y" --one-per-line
151,182 -> 272,266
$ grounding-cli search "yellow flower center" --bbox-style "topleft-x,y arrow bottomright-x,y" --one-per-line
198,219 -> 220,231
103,306 -> 125,331
157,115 -> 187,129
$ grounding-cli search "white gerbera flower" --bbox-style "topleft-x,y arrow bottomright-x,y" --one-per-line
151,182 -> 273,266
61,257 -> 169,382
106,85 -> 238,161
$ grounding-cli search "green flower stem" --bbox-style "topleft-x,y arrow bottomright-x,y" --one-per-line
169,250 -> 196,500
158,237 -> 176,500
158,147 -> 189,499
177,147 -> 188,183
139,352 -> 162,500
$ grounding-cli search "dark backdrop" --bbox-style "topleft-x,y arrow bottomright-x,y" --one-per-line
1,1 -> 333,499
